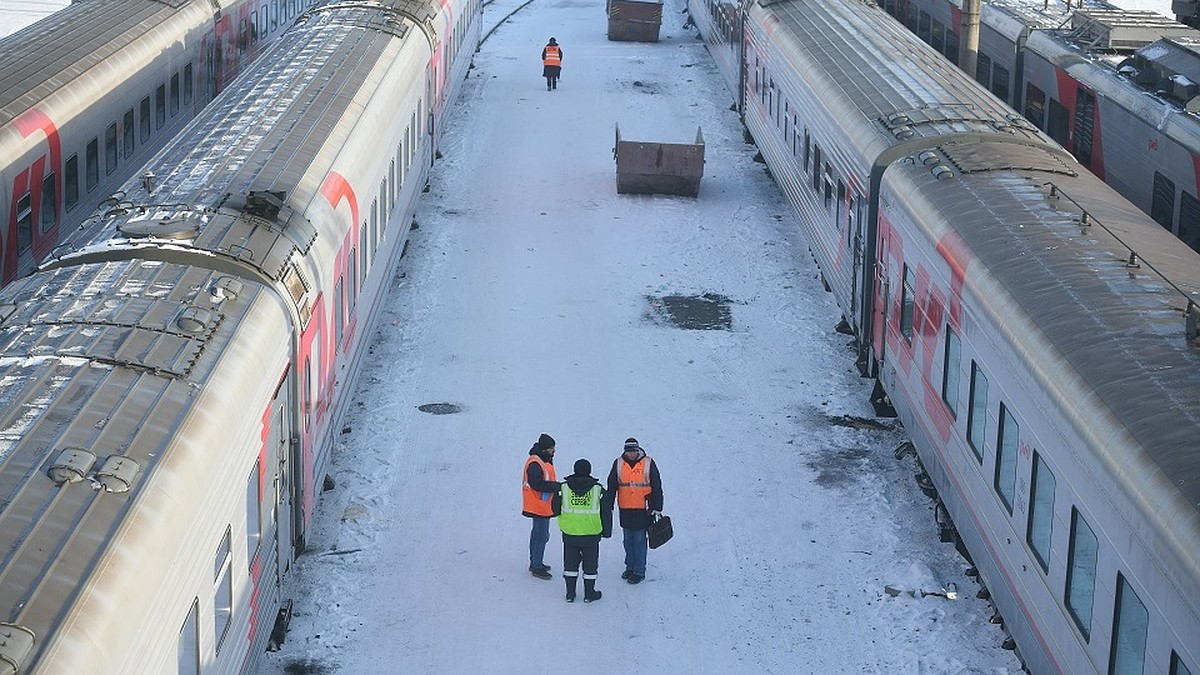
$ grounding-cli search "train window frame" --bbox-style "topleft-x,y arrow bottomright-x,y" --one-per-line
966,361 -> 987,462
811,145 -> 822,191
379,180 -> 388,231
804,130 -> 811,174
40,172 -> 55,233
389,161 -> 396,211
105,123 -> 118,175
941,326 -> 960,417
183,63 -> 194,106
178,598 -> 200,675
917,10 -> 931,43
170,73 -> 181,116
975,52 -> 991,89
992,63 -> 1010,105
123,109 -> 135,159
1152,172 -> 1177,232
16,192 -> 32,253
156,84 -> 167,129
994,403 -> 1018,513
65,154 -> 79,212
140,96 -> 151,142
823,163 -> 833,206
303,356 -> 312,429
86,138 -> 99,192
1027,452 -> 1056,573
350,248 -> 358,311
1171,652 -> 1195,675
943,28 -> 959,63
246,460 -> 261,568
335,276 -> 345,348
360,222 -> 369,285
900,265 -> 916,343
1066,507 -> 1098,640
371,199 -> 379,249
1073,87 -> 1096,168
836,180 -> 846,226
1109,573 -> 1149,675
1047,98 -> 1070,149
1023,85 -> 1046,130
931,19 -> 944,54
213,527 -> 233,654
1179,191 -> 1200,252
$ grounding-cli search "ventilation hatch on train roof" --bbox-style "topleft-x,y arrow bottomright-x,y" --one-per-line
1120,36 -> 1200,111
1066,9 -> 1196,51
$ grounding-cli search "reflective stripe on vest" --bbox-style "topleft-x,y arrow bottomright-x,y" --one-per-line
522,456 -> 556,516
543,45 -> 561,67
558,483 -> 602,535
617,456 -> 652,509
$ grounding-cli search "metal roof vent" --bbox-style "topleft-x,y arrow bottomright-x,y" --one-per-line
245,190 -> 286,221
918,151 -> 940,165
48,448 -> 97,485
932,165 -> 955,180
210,277 -> 243,304
95,456 -> 140,494
893,126 -> 914,140
118,217 -> 200,240
0,303 -> 14,324
0,623 -> 35,674
177,306 -> 213,333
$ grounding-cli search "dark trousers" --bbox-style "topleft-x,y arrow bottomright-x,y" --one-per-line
561,533 -> 600,578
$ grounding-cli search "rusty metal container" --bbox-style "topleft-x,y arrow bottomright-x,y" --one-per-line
607,0 -> 663,42
614,124 -> 705,197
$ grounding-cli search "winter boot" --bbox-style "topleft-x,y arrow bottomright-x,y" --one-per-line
583,578 -> 602,603
565,576 -> 578,603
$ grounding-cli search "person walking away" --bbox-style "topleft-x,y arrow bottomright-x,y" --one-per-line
522,433 -> 559,579
606,437 -> 663,584
553,458 -> 612,602
541,37 -> 562,91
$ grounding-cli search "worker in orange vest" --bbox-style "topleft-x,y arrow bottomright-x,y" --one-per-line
541,37 -> 562,91
605,437 -> 663,585
522,433 -> 560,579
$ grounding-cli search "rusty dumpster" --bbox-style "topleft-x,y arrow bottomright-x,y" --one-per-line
614,124 -> 705,197
607,0 -> 663,42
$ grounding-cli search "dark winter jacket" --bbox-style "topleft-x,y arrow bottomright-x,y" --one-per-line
522,446 -> 559,518
552,472 -> 613,539
606,450 -> 663,531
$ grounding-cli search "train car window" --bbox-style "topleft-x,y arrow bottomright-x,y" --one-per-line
39,173 -> 55,232
823,163 -> 833,208
360,224 -> 369,284
252,11 -> 261,44
397,144 -> 404,188
900,266 -> 915,342
371,200 -> 379,249
804,131 -> 811,174
271,1 -> 279,30
170,73 -> 180,116
944,29 -> 959,64
303,357 -> 312,429
994,404 -> 1019,513
975,53 -> 991,89
105,123 -> 118,175
140,97 -> 151,142
335,277 -> 345,348
389,161 -> 396,211
1027,452 -> 1056,573
992,64 -> 1010,105
16,193 -> 32,253
123,109 -> 135,159
1047,99 -> 1070,148
1066,507 -> 1098,640
1152,172 -> 1176,232
86,139 -> 99,191
917,11 -> 931,43
246,461 -> 261,566
941,327 -> 960,416
1073,88 -> 1095,168
967,362 -> 987,462
65,154 -> 79,211
1171,652 -> 1195,675
177,598 -> 200,675
792,115 -> 799,156
379,181 -> 388,231
1109,574 -> 1149,675
350,250 -> 358,311
1024,84 -> 1046,130
883,0 -> 895,14
156,85 -> 167,129
931,20 -> 944,54
184,63 -> 193,105
906,2 -> 918,31
836,180 -> 846,228
1179,191 -> 1200,252
213,528 -> 233,653
812,145 -> 822,191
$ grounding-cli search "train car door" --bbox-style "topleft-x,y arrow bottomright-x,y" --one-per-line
272,373 -> 295,580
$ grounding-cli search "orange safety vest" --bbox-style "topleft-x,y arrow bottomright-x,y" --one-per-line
522,455 -> 557,516
543,45 -> 561,67
617,456 -> 652,509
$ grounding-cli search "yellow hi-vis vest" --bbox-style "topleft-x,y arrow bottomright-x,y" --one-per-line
558,483 -> 602,535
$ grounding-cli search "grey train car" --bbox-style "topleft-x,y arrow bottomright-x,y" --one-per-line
875,0 -> 1200,253
688,0 -> 1200,672
0,0 -> 316,288
0,0 -> 480,671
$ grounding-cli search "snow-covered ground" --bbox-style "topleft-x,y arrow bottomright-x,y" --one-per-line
254,0 -> 1027,673
0,0 -> 67,37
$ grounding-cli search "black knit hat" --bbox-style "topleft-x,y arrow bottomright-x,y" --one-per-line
537,433 -> 556,451
623,437 -> 640,451
574,458 -> 591,475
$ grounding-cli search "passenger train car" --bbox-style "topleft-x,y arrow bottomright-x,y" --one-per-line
873,0 -> 1200,253
0,0 -> 316,288
689,0 -> 1200,672
0,0 -> 480,671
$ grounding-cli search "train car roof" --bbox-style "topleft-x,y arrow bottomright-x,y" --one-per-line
901,140 -> 1200,510
0,0 -> 206,125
